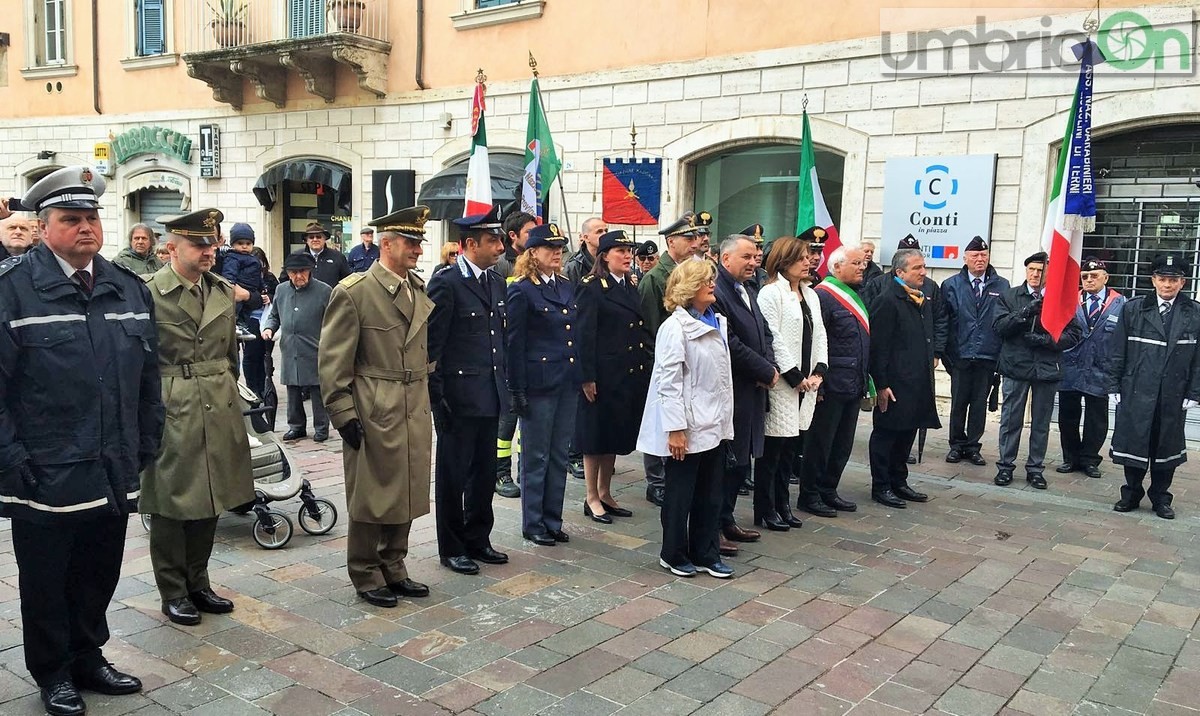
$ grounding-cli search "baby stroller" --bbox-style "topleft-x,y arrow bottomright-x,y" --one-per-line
141,383 -> 338,549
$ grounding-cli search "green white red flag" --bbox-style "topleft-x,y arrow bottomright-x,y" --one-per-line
464,80 -> 492,217
520,77 -> 561,223
796,110 -> 841,276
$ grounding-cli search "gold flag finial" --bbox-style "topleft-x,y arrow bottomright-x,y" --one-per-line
475,68 -> 487,85
528,51 -> 539,78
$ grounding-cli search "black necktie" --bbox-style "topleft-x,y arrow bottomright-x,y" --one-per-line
73,270 -> 92,294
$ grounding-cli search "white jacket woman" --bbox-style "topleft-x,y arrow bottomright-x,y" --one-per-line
757,277 -> 828,436
637,306 -> 735,457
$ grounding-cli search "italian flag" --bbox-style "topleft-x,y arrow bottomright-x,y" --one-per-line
520,77 -> 561,223
796,110 -> 841,276
464,80 -> 492,217
1040,42 -> 1097,342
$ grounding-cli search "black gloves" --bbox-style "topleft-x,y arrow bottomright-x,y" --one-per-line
336,419 -> 363,450
433,399 -> 454,435
1019,298 -> 1042,321
510,390 -> 529,418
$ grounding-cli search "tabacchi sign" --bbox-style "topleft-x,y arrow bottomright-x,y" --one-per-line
111,126 -> 193,165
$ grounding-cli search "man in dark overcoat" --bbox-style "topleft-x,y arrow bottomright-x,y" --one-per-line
1108,254 -> 1200,519
712,234 -> 776,553
260,252 -> 333,442
428,207 -> 511,574
867,248 -> 941,507
0,168 -> 163,716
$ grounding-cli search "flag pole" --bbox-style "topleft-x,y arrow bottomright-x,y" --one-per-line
630,122 -> 638,243
529,52 -> 572,239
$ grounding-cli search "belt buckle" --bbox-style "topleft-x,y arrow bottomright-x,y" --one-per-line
403,369 -> 413,383
181,362 -> 193,379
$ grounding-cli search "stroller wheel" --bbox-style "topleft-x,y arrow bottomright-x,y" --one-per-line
298,499 -> 338,535
140,513 -> 152,532
252,510 -> 294,549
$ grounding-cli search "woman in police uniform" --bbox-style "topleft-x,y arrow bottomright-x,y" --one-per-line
576,230 -> 652,523
505,224 -> 580,546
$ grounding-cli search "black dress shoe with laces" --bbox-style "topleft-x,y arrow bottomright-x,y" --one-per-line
387,578 -> 430,598
441,556 -> 480,574
281,429 -> 306,441
945,449 -> 963,463
1083,465 -> 1102,479
967,452 -> 987,466
549,529 -> 570,543
645,487 -> 664,507
468,546 -> 509,564
872,490 -> 907,508
1026,474 -> 1048,490
162,597 -> 201,625
524,531 -> 556,546
1113,499 -> 1139,512
1154,504 -> 1176,520
994,470 -> 1014,486
894,485 -> 929,502
1055,462 -> 1076,474
801,499 -> 837,518
74,663 -> 142,695
41,681 -> 85,716
358,587 -> 398,608
823,495 -> 858,512
189,588 -> 234,614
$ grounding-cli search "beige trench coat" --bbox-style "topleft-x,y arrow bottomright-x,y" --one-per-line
140,266 -> 255,519
319,262 -> 433,524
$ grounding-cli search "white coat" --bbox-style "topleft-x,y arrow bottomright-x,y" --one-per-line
757,278 -> 828,437
637,307 -> 735,457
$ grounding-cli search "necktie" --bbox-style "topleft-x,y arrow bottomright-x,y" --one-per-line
398,279 -> 413,317
1088,295 -> 1101,327
1161,301 -> 1172,321
736,283 -> 751,309
972,277 -> 982,298
190,284 -> 204,308
479,270 -> 488,290
73,270 -> 93,294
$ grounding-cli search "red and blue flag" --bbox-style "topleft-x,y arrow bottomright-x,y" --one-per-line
602,158 -> 661,226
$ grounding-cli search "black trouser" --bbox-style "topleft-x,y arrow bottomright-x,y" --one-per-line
1122,466 -> 1175,507
660,448 -> 722,568
869,427 -> 918,494
720,463 -> 750,528
800,395 -> 861,504
1058,390 -> 1108,468
644,454 -> 666,490
12,516 -> 127,687
436,415 -> 499,557
286,385 -> 328,435
149,515 -> 219,600
948,360 -> 995,453
241,316 -> 268,398
754,436 -> 794,519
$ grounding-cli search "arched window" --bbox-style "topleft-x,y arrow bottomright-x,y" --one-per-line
693,143 -> 845,240
1088,124 -> 1200,296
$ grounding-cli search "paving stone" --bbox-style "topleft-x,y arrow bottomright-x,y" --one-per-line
664,666 -> 737,703
933,685 -> 1008,716
184,694 -> 270,716
584,666 -> 664,705
426,639 -> 514,676
473,684 -> 560,716
147,677 -> 226,712
508,645 -> 571,671
977,644 -> 1044,677
254,685 -> 344,716
632,651 -> 696,680
200,661 -> 294,701
1125,621 -> 1190,656
361,655 -> 454,696
998,623 -> 1065,655
690,692 -> 771,716
537,690 -> 619,716
1023,665 -> 1097,702
616,689 -> 702,716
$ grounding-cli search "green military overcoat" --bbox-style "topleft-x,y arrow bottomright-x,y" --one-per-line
140,266 -> 255,519
319,262 -> 433,525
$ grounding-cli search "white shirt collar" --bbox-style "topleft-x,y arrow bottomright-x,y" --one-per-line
540,273 -> 556,283
1158,295 -> 1174,308
463,255 -> 485,278
51,251 -> 93,279
1027,285 -> 1043,297
1088,291 -> 1105,302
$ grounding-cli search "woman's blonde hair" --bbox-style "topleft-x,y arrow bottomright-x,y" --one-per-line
512,247 -> 560,283
663,259 -> 715,312
440,241 -> 460,265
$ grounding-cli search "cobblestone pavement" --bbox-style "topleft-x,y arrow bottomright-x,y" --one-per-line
3,409 -> 1200,716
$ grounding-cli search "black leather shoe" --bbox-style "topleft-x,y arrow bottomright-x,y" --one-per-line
74,663 -> 142,695
894,485 -> 929,502
1026,474 -> 1048,489
754,513 -> 790,531
162,597 -> 201,626
495,474 -> 521,498
281,429 -> 306,441
568,458 -> 585,480
584,503 -> 613,524
1154,504 -> 1176,520
777,506 -> 804,528
468,546 -> 509,564
358,587 -> 398,608
872,490 -> 907,508
41,681 -> 85,716
388,578 -> 430,598
189,588 -> 234,614
600,500 -> 632,518
440,556 -> 480,575
737,484 -> 750,496
994,470 -> 1014,486
967,452 -> 987,466
1083,465 -> 1102,479
1113,499 -> 1139,512
801,500 -> 837,518
906,453 -> 917,465
1055,462 -> 1076,474
945,449 -> 963,463
823,495 -> 858,512
313,431 -> 329,443
524,531 -> 556,546
549,529 -> 570,543
645,487 -> 664,507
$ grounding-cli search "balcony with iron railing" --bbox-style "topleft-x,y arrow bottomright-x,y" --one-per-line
181,0 -> 391,109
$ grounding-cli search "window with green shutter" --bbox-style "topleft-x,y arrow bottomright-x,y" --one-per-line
136,0 -> 166,56
288,0 -> 325,38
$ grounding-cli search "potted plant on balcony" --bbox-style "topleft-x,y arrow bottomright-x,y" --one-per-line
208,0 -> 249,47
328,0 -> 367,33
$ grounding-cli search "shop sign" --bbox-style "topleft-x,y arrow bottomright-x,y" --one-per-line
111,125 -> 193,165
199,124 -> 220,178
880,154 -> 998,269
93,142 -> 114,177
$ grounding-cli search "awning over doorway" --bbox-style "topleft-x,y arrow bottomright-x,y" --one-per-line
417,154 -> 523,220
253,159 -> 351,211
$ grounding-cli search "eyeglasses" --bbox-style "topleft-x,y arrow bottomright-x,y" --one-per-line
448,252 -> 459,258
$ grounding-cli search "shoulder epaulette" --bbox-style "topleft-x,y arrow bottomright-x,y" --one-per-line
339,272 -> 367,289
582,275 -> 595,283
0,255 -> 25,279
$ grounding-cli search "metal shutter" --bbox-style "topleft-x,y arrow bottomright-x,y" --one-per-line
138,191 -> 185,237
